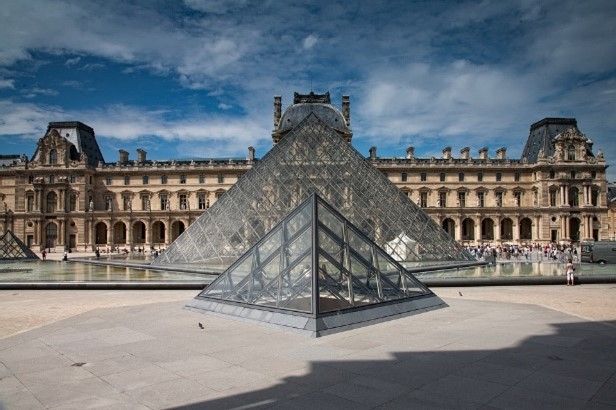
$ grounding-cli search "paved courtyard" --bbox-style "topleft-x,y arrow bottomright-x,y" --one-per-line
0,286 -> 615,409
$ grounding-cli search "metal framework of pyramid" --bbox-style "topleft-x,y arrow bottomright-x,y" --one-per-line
186,194 -> 445,337
0,230 -> 39,260
155,112 -> 472,272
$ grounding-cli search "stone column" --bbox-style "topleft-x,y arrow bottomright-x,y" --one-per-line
127,221 -> 132,247
535,216 -> 541,241
560,186 -> 565,206
455,217 -> 462,242
513,219 -> 520,242
107,222 -> 113,246
145,223 -> 152,249
564,186 -> 569,207
494,217 -> 501,242
58,220 -> 64,246
474,217 -> 481,243
90,220 -> 96,250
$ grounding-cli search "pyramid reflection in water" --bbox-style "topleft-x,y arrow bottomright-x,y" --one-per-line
186,194 -> 445,337
155,113 -> 472,272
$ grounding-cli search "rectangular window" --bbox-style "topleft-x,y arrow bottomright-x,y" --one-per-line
48,175 -> 54,184
570,171 -> 576,179
591,190 -> 599,206
26,195 -> 34,212
420,172 -> 427,182
514,172 -> 520,182
198,193 -> 207,209
160,194 -> 168,210
550,170 -> 555,179
105,176 -> 112,185
123,195 -> 131,211
420,192 -> 428,208
478,192 -> 485,207
69,194 -> 76,211
28,175 -> 34,184
161,175 -> 168,184
180,175 -> 186,184
142,175 -> 149,185
458,191 -> 466,207
496,172 -> 502,182
69,175 -> 76,183
215,190 -> 224,199
477,172 -> 483,182
199,175 -> 205,184
179,194 -> 187,210
124,176 -> 130,185
141,195 -> 150,210
439,192 -> 447,208
458,172 -> 464,182
496,192 -> 503,207
550,190 -> 557,207
591,171 -> 597,179
440,173 -> 446,182
217,174 -> 224,184
401,172 -> 407,182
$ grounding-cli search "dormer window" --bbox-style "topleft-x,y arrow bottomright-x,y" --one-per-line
567,145 -> 576,161
49,149 -> 57,165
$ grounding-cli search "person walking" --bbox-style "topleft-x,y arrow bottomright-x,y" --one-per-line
566,258 -> 575,286
41,249 -> 46,261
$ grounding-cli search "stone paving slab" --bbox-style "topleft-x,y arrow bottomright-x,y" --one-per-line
0,290 -> 615,409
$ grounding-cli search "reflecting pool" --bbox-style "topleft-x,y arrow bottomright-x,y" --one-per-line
419,262 -> 616,279
0,260 -> 212,282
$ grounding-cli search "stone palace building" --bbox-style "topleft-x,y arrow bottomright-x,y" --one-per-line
0,92 -> 611,252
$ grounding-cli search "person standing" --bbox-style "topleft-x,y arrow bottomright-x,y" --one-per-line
566,258 -> 575,286
41,249 -> 46,261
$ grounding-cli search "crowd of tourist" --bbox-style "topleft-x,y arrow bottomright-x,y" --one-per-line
465,243 -> 580,264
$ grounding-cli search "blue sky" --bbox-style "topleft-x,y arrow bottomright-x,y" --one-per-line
0,0 -> 615,178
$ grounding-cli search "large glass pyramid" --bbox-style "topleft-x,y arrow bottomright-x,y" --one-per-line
0,230 -> 39,260
186,194 -> 445,337
155,112 -> 471,272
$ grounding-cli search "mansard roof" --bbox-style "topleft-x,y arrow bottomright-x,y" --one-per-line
521,117 -> 579,163
44,121 -> 104,167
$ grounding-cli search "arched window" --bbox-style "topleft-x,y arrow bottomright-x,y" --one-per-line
567,145 -> 576,161
49,149 -> 57,165
46,191 -> 57,213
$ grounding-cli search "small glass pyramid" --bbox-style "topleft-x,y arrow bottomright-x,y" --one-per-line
155,112 -> 472,272
187,194 -> 444,337
0,230 -> 39,260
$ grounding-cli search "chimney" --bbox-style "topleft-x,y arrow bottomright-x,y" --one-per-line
496,147 -> 507,159
460,147 -> 470,160
247,146 -> 255,162
136,149 -> 147,163
478,147 -> 488,160
369,146 -> 377,160
274,96 -> 282,127
406,146 -> 415,160
442,146 -> 452,160
119,149 -> 129,164
342,95 -> 350,125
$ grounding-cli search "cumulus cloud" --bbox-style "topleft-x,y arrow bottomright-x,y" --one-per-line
302,34 -> 318,50
0,79 -> 15,89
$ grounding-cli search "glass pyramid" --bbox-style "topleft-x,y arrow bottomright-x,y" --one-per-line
187,194 -> 444,336
154,112 -> 472,272
0,230 -> 39,260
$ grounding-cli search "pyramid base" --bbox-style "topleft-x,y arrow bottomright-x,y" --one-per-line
186,295 -> 447,337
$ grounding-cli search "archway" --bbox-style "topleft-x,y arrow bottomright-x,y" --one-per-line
519,218 -> 533,241
171,220 -> 185,241
132,221 -> 146,244
45,222 -> 57,249
569,217 -> 580,242
500,218 -> 513,240
46,191 -> 57,213
152,221 -> 166,244
481,218 -> 494,241
461,218 -> 475,241
95,222 -> 108,245
113,221 -> 127,244
442,218 -> 455,239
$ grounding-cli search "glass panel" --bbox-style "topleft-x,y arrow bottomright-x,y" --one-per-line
348,228 -> 372,263
317,204 -> 343,239
285,226 -> 311,265
257,227 -> 281,264
286,201 -> 312,239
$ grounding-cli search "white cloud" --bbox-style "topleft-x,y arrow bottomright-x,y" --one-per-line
64,56 -> 81,66
218,102 -> 232,110
302,34 -> 318,50
0,79 -> 15,89
22,87 -> 58,98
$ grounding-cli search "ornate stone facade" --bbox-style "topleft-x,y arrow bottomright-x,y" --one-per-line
0,95 -> 610,251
